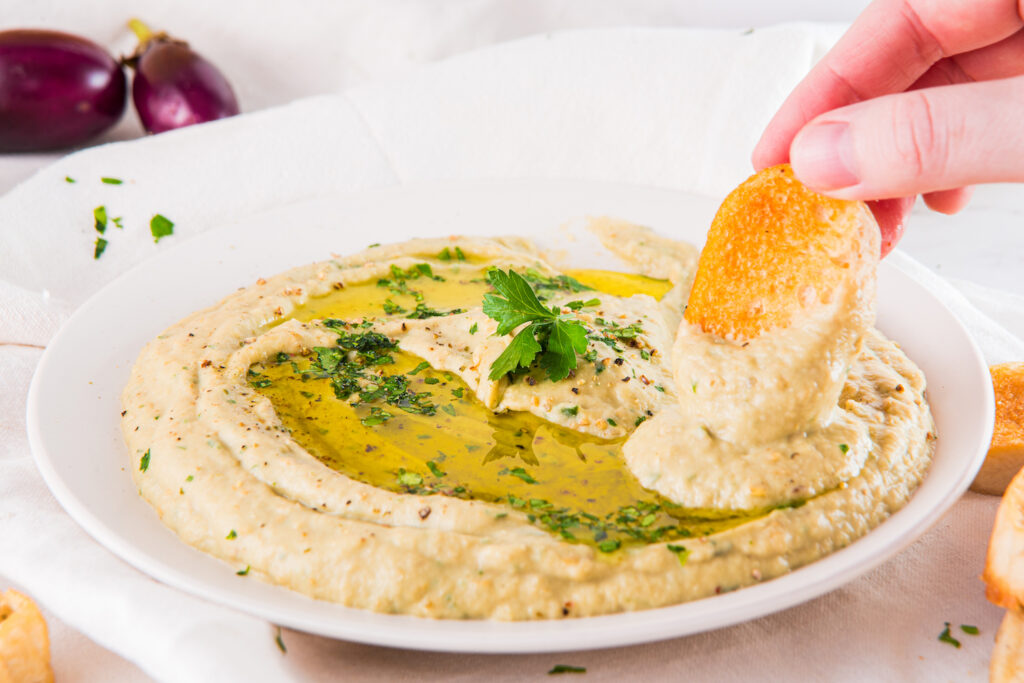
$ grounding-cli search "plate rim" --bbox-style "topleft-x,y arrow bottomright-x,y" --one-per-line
26,179 -> 995,653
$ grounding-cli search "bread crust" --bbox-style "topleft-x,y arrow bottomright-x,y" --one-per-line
684,164 -> 879,340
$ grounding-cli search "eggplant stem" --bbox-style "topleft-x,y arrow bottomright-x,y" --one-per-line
127,18 -> 155,44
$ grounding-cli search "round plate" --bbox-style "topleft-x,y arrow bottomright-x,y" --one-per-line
26,180 -> 994,653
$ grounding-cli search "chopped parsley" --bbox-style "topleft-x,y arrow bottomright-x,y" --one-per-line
839,443 -> 849,454
150,214 -> 174,243
236,566 -> 250,576
508,467 -> 537,484
139,449 -> 151,472
376,263 -> 443,301
561,405 -> 579,417
226,529 -> 237,540
93,205 -> 107,233
606,418 -> 617,427
548,665 -> 586,675
65,176 -> 75,183
397,469 -> 424,487
519,268 -> 592,299
94,237 -> 108,259
427,461 -> 446,478
938,622 -> 961,648
666,544 -> 690,565
101,176 -> 123,185
409,361 -> 431,375
437,246 -> 467,261
960,624 -> 980,635
275,626 -> 287,653
483,268 -> 589,382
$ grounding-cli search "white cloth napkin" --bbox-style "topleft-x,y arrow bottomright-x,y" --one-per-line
2,25 -> 1023,682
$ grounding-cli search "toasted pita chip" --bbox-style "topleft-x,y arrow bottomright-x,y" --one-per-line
0,590 -> 54,683
684,164 -> 879,340
992,609 -> 1024,682
984,463 -> 1024,610
973,362 -> 1024,495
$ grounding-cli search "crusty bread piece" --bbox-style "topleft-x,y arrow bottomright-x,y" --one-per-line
973,362 -> 1024,496
985,463 -> 1024,611
0,590 -> 54,683
684,164 -> 879,340
992,609 -> 1024,683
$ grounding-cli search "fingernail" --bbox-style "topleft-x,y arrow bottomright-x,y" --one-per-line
791,122 -> 859,191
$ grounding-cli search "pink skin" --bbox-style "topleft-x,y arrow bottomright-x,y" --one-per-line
752,0 -> 1024,256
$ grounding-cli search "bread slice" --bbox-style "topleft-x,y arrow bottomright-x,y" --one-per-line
684,164 -> 879,340
973,362 -> 1024,495
992,609 -> 1024,682
0,590 -> 54,683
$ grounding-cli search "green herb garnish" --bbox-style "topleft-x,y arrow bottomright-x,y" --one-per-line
236,566 -> 250,575
938,622 -> 961,648
666,544 -> 690,565
508,467 -> 537,484
65,176 -> 75,183
150,214 -> 174,243
94,237 -> 108,259
548,665 -> 586,675
960,624 -> 980,635
483,269 -> 589,382
839,443 -> 849,454
397,469 -> 424,487
226,529 -> 237,540
427,461 -> 446,477
139,449 -> 150,472
469,322 -> 479,335
275,626 -> 287,653
409,361 -> 431,375
561,405 -> 579,417
101,177 -> 123,185
93,205 -> 107,233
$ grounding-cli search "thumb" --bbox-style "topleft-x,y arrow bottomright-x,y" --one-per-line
788,74 -> 1024,200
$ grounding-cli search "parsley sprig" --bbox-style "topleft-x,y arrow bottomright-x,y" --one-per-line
483,269 -> 591,382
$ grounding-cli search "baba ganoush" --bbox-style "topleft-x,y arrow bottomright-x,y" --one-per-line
121,219 -> 935,620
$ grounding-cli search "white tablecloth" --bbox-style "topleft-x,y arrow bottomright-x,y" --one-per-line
2,8 -> 1023,683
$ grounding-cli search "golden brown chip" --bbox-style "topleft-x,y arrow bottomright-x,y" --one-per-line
0,590 -> 54,683
992,609 -> 1024,682
973,362 -> 1024,495
684,164 -> 880,340
985,464 -> 1024,611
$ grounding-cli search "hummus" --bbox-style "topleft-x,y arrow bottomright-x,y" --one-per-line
121,223 -> 934,620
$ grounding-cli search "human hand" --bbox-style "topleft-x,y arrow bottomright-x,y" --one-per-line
753,0 -> 1024,255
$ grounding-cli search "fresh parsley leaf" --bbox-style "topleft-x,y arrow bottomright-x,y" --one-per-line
226,529 -> 237,540
539,318 -> 588,382
150,214 -> 174,243
139,449 -> 151,472
236,565 -> 250,575
508,467 -> 537,484
94,236 -> 108,259
489,326 -> 542,379
101,176 -> 123,185
839,443 -> 849,454
65,176 -> 75,183
961,624 -> 980,635
427,461 -> 446,477
469,322 -> 478,335
483,268 -> 590,382
483,268 -> 552,336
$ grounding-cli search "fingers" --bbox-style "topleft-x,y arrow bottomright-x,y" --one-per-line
753,0 -> 1024,170
922,186 -> 974,213
789,75 -> 1024,200
868,197 -> 916,256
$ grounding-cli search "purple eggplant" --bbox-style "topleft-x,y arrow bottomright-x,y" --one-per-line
0,29 -> 127,152
125,20 -> 239,134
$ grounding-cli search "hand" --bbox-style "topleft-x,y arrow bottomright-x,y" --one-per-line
753,0 -> 1024,255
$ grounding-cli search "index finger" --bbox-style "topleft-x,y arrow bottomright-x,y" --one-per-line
753,0 -> 1024,169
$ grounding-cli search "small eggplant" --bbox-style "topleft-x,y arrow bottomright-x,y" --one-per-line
125,20 -> 239,134
0,29 -> 127,152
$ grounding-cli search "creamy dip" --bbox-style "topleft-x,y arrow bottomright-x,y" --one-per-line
121,225 -> 934,619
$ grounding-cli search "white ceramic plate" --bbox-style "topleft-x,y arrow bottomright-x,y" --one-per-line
27,180 -> 994,653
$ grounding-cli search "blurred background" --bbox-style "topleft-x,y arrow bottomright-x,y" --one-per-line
0,0 -> 870,193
